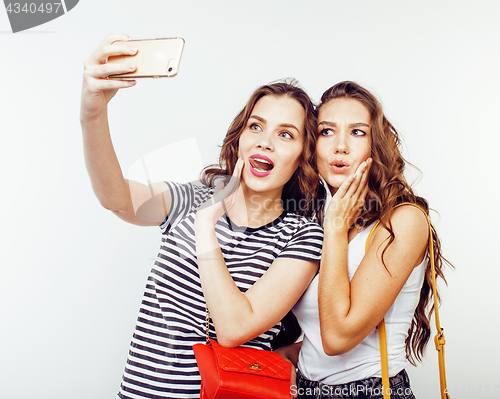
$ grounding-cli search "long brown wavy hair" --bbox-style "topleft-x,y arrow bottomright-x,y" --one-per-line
201,80 -> 323,219
317,81 -> 451,365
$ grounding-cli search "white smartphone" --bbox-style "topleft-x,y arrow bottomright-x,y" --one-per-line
108,37 -> 185,79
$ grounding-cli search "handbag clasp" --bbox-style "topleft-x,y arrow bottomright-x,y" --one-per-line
249,362 -> 262,370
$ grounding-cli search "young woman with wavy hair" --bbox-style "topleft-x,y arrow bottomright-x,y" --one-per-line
277,81 -> 450,399
202,80 -> 323,217
81,35 -> 325,399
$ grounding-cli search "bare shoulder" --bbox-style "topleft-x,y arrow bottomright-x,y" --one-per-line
390,204 -> 429,244
366,204 -> 429,273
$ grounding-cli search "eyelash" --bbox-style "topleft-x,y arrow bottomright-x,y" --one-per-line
319,128 -> 366,137
249,123 -> 293,139
249,123 -> 262,131
352,129 -> 366,136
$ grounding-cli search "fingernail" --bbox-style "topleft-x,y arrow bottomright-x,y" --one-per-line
128,47 -> 137,53
127,64 -> 136,70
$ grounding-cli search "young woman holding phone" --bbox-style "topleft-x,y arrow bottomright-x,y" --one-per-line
80,34 -> 325,399
277,81 -> 449,399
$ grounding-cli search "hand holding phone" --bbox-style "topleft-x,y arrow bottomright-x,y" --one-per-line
107,38 -> 185,79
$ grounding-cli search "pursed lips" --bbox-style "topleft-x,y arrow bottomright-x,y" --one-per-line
329,159 -> 350,173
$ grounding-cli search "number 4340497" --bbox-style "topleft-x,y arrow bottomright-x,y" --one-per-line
6,3 -> 63,14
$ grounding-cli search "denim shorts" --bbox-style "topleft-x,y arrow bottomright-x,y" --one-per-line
296,368 -> 416,399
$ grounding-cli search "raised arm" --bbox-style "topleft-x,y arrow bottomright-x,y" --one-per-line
80,34 -> 170,225
318,198 -> 428,355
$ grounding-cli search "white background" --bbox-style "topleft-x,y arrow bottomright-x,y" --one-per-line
1,1 -> 499,398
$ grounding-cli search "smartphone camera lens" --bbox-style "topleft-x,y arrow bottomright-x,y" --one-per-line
168,67 -> 173,72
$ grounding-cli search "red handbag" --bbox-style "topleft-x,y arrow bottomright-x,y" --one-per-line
193,309 -> 293,399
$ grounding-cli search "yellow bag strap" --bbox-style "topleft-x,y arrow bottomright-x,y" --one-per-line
364,202 -> 450,399
378,319 -> 391,399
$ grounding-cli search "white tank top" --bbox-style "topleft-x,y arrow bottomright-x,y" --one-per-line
293,222 -> 426,384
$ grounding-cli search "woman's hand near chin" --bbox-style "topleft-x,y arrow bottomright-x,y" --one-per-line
80,34 -> 138,120
324,158 -> 372,235
195,158 -> 244,228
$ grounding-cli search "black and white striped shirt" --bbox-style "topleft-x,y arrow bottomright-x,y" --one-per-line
117,181 -> 323,399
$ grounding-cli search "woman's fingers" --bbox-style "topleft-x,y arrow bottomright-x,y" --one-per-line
331,158 -> 372,203
83,72 -> 136,93
344,158 -> 371,201
86,34 -> 132,65
81,34 -> 138,119
199,159 -> 244,211
213,181 -> 225,195
102,33 -> 132,46
357,184 -> 369,211
82,35 -> 139,101
357,168 -> 370,205
98,36 -> 134,57
84,34 -> 138,80
358,158 -> 371,186
83,61 -> 137,93
86,60 -> 136,78
333,173 -> 357,200
102,42 -> 138,60
352,158 -> 371,202
344,161 -> 367,198
326,158 -> 372,230
233,158 -> 244,179
226,158 -> 244,194
212,159 -> 243,204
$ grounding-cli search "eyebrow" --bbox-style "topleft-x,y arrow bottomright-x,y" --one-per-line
318,121 -> 370,129
249,115 -> 300,132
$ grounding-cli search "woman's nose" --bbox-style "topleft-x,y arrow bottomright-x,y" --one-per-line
256,132 -> 273,151
334,134 -> 349,154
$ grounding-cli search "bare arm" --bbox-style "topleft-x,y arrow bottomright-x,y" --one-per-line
196,245 -> 318,348
319,203 -> 428,355
275,341 -> 302,398
80,34 -> 170,225
194,160 -> 319,347
274,341 -> 302,368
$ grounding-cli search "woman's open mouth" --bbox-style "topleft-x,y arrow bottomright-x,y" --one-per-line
249,155 -> 274,177
330,159 -> 350,174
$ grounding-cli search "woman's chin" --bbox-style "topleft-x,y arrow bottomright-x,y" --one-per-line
324,176 -> 347,194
